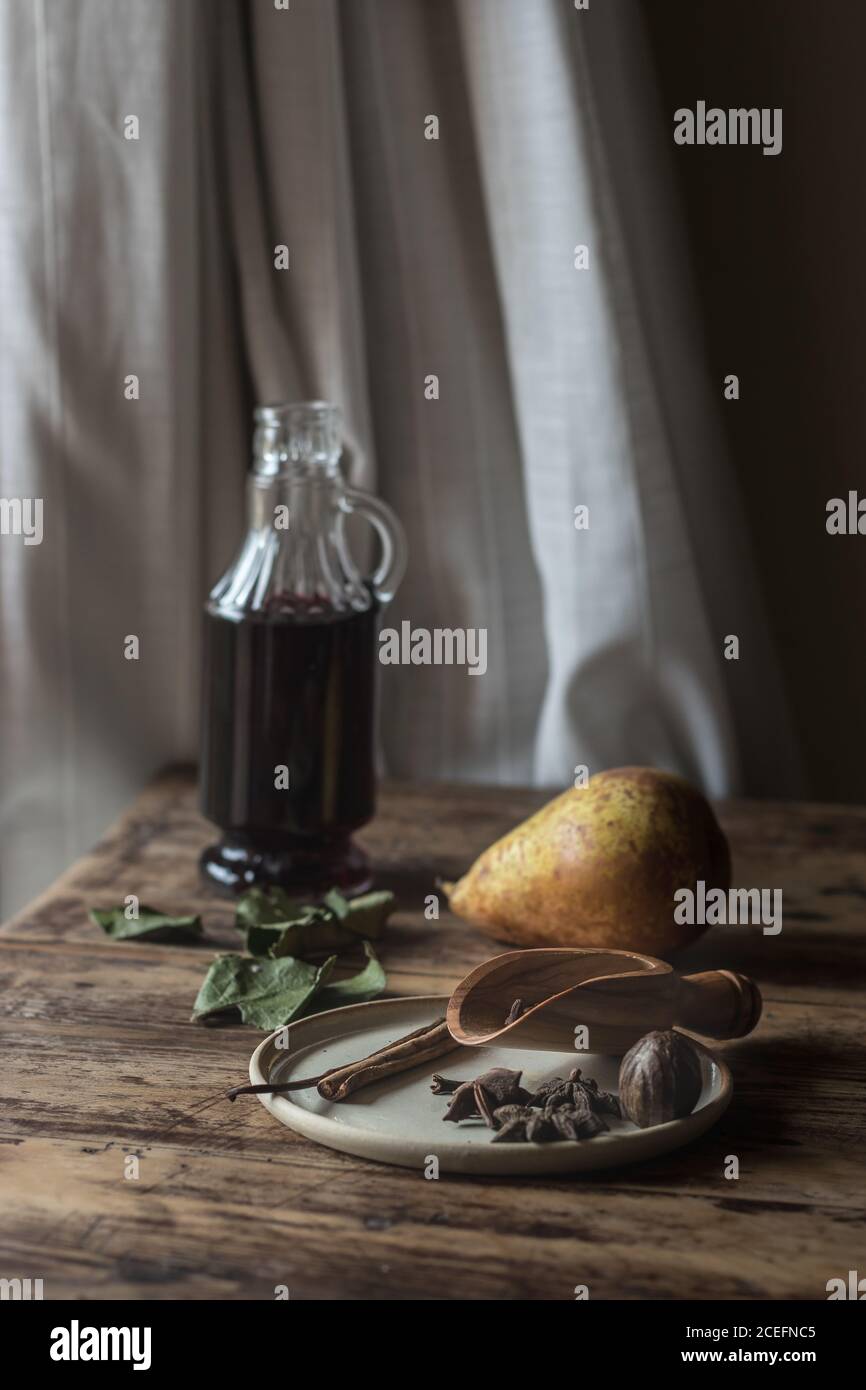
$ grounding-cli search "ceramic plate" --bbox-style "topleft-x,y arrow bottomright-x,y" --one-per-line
249,995 -> 732,1175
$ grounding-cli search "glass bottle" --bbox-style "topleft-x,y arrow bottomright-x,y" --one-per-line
199,401 -> 406,895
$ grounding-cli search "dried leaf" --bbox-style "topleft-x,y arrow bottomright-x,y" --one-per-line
191,953 -> 335,1029
331,889 -> 396,940
235,886 -> 306,931
239,887 -> 396,959
314,942 -> 386,1009
90,905 -> 203,943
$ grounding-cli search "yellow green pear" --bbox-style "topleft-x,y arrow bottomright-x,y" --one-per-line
444,766 -> 731,956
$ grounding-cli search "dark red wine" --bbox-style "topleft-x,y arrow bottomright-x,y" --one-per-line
199,600 -> 379,892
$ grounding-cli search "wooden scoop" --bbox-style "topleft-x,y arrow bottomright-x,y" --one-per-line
446,948 -> 761,1055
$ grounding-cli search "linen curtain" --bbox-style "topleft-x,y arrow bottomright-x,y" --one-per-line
0,0 -> 801,916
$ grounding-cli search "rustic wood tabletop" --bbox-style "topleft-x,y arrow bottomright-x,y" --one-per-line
2,769 -> 864,1300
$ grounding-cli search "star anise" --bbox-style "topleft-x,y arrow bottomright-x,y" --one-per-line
543,1086 -> 592,1122
442,1063 -> 621,1144
490,1103 -> 531,1140
442,1068 -> 531,1126
429,1075 -> 461,1095
527,1076 -> 568,1108
579,1111 -> 608,1139
574,1070 -> 622,1118
530,1068 -> 621,1119
491,1105 -> 560,1144
547,1105 -> 584,1140
490,1116 -> 529,1143
524,1111 -> 560,1143
552,1105 -> 608,1140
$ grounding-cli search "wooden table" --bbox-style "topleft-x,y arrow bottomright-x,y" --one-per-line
2,770 -> 864,1300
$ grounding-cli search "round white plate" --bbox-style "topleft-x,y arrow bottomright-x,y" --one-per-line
249,995 -> 732,1174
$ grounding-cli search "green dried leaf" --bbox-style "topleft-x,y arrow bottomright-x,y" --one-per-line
322,888 -> 351,920
339,890 -> 396,940
191,953 -> 336,1029
315,942 -> 386,1010
90,905 -> 203,943
235,886 -> 306,932
268,912 -> 359,959
241,887 -> 397,958
244,923 -> 289,958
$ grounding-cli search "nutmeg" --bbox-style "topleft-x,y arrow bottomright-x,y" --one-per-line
618,1029 -> 703,1129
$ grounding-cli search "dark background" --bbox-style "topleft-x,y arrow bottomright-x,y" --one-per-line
642,0 -> 864,803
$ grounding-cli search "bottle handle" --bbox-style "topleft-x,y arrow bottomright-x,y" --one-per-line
340,487 -> 407,604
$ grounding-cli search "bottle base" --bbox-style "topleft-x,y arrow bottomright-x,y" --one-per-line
199,834 -> 373,898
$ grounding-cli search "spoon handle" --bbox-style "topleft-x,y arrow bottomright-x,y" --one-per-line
675,970 -> 762,1039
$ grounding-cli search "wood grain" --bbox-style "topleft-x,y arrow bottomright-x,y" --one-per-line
1,768 -> 864,1300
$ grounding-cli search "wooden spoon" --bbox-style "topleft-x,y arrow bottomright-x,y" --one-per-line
446,948 -> 761,1054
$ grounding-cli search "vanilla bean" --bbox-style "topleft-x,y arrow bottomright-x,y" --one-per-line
505,998 -> 525,1025
226,1075 -> 328,1101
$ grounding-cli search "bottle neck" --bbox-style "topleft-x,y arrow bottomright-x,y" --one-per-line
248,470 -> 341,532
